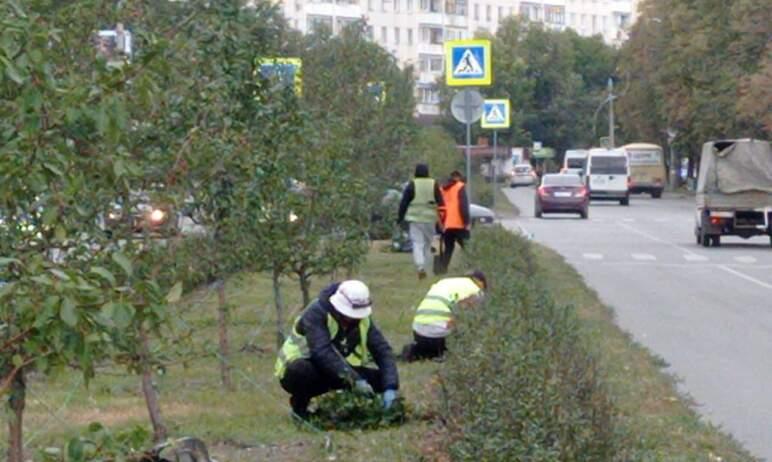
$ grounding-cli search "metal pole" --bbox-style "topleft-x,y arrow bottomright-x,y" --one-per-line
608,78 -> 615,148
492,130 -> 498,209
464,89 -> 472,201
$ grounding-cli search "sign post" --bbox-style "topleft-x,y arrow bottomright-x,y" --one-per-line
481,99 -> 511,209
445,39 -> 492,201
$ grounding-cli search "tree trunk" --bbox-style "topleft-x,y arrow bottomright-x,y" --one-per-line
139,328 -> 167,443
6,367 -> 25,462
272,268 -> 286,350
216,279 -> 233,391
299,271 -> 311,308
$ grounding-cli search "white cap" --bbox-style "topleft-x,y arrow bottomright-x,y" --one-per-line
329,280 -> 372,319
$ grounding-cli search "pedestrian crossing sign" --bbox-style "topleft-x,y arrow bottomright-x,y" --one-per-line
481,99 -> 510,129
257,57 -> 302,95
445,39 -> 492,87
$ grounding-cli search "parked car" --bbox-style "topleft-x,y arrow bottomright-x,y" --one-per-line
510,163 -> 537,187
391,203 -> 495,252
535,173 -> 589,219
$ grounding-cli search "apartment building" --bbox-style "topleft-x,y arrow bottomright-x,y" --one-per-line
277,0 -> 639,116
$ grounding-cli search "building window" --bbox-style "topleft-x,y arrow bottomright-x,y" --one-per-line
446,0 -> 467,15
569,12 -> 576,25
395,0 -> 400,11
601,15 -> 607,31
307,15 -> 333,33
474,3 -> 479,20
418,86 -> 440,104
295,1 -> 302,12
545,5 -> 564,25
381,26 -> 387,42
486,4 -> 491,21
591,14 -> 597,33
382,0 -> 389,11
394,27 -> 400,44
419,55 -> 444,73
368,0 -> 374,10
420,0 -> 441,12
365,25 -> 374,40
407,28 -> 413,45
407,0 -> 413,10
498,6 -> 503,21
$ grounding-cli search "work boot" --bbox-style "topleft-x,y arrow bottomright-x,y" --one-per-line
398,344 -> 415,362
417,269 -> 427,280
289,396 -> 310,421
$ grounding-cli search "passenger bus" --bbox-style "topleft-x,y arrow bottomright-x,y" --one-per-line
621,143 -> 666,198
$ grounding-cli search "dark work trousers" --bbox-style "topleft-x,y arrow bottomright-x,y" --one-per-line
441,228 -> 469,269
401,332 -> 447,362
280,359 -> 386,414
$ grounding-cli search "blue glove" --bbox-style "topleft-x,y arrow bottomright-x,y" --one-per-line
354,379 -> 374,395
383,389 -> 398,409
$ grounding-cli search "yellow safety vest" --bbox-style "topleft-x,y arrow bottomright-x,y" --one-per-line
405,178 -> 438,223
274,307 -> 371,379
413,277 -> 482,327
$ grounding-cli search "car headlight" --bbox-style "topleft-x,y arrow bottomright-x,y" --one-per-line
150,209 -> 166,224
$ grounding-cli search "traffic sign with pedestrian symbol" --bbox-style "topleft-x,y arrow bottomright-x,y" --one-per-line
481,99 -> 510,129
257,58 -> 302,94
444,39 -> 492,87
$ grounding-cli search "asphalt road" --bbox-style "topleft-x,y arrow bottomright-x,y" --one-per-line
502,186 -> 772,460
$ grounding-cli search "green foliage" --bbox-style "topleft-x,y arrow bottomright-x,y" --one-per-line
439,226 -> 621,461
617,0 -> 770,170
309,390 -> 408,431
441,18 -> 617,158
39,423 -> 152,462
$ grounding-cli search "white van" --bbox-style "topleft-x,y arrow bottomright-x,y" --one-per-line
585,148 -> 630,205
562,149 -> 589,176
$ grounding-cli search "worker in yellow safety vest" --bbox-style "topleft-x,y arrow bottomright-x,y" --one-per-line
275,280 -> 399,419
400,271 -> 487,361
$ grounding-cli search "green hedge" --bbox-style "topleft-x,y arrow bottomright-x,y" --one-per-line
439,226 -> 621,461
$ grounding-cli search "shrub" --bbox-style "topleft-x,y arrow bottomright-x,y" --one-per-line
309,390 -> 408,431
438,226 -> 621,461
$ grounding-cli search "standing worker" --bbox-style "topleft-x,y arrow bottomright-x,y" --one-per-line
400,271 -> 487,361
275,280 -> 400,419
439,170 -> 471,272
398,163 -> 444,280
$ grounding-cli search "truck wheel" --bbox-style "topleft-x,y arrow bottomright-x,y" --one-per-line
652,191 -> 662,199
695,228 -> 702,245
620,197 -> 630,206
711,235 -> 721,247
701,229 -> 711,248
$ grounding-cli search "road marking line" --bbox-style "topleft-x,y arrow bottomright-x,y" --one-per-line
719,265 -> 772,290
617,222 -> 702,257
582,253 -> 604,260
632,253 -> 656,261
684,254 -> 709,262
733,256 -> 757,264
622,218 -> 635,223
654,218 -> 668,223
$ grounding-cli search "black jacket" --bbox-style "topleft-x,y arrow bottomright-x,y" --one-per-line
296,283 -> 399,390
397,179 -> 445,224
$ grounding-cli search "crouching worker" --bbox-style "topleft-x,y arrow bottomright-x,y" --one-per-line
275,280 -> 400,419
400,271 -> 487,362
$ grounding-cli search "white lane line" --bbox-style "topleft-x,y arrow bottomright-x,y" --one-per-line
632,253 -> 656,261
583,253 -> 604,260
654,218 -> 668,223
617,222 -> 702,257
734,256 -> 757,264
622,218 -> 635,223
719,265 -> 772,290
684,254 -> 709,262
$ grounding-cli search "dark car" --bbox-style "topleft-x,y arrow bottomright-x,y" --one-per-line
535,174 -> 589,219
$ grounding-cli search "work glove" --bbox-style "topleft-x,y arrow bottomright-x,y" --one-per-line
354,379 -> 374,395
382,389 -> 398,410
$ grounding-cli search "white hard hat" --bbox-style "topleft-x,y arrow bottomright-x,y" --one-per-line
329,280 -> 372,319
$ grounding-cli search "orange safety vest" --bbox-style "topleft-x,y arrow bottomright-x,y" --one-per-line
441,181 -> 466,230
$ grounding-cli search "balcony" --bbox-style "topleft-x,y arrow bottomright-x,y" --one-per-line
304,2 -> 363,21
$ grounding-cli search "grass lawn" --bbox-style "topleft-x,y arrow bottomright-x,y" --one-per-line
14,189 -> 755,460
17,242 -> 451,461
